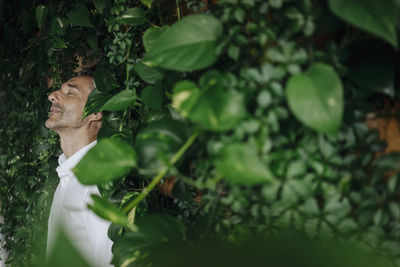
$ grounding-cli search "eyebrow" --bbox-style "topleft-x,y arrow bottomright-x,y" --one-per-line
66,83 -> 80,91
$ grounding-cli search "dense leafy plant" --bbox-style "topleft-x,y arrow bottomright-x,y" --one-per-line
1,0 -> 400,266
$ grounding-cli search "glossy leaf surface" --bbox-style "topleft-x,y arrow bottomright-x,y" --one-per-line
73,138 -> 137,185
144,15 -> 223,71
101,89 -> 137,111
132,63 -> 163,84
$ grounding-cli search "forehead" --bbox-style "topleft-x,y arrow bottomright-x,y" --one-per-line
63,76 -> 94,93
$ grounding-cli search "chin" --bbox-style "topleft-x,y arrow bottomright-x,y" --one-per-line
45,118 -> 57,130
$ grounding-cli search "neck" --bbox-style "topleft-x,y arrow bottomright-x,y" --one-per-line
57,127 -> 97,158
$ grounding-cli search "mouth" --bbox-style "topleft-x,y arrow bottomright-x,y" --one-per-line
49,107 -> 62,116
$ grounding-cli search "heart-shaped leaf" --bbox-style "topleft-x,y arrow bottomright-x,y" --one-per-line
217,143 -> 276,185
144,14 -> 223,71
68,4 -> 94,28
285,63 -> 344,134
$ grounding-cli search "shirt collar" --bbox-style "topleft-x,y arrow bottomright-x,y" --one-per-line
57,140 -> 97,177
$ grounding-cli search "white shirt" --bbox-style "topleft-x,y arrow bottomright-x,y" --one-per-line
47,141 -> 113,267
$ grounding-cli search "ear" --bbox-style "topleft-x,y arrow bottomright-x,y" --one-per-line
88,112 -> 103,122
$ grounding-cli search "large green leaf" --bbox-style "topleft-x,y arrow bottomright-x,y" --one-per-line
35,5 -> 48,30
83,90 -> 110,118
68,4 -> 94,28
133,63 -> 164,84
144,14 -> 223,71
285,63 -> 343,134
142,84 -> 163,110
73,138 -> 137,185
216,143 -> 276,185
143,27 -> 166,52
134,117 -> 189,175
112,214 -> 185,266
172,78 -> 246,131
101,89 -> 137,111
115,7 -> 146,25
45,231 -> 90,267
328,0 -> 397,47
94,67 -> 118,92
88,195 -> 136,230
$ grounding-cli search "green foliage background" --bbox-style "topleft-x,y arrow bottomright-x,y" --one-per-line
1,0 -> 400,266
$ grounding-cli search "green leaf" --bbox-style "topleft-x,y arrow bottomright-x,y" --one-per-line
94,67 -> 118,92
142,85 -> 163,110
73,138 -> 137,185
143,26 -> 166,52
88,195 -> 136,229
172,78 -> 246,132
140,0 -> 153,8
285,63 -> 344,134
144,14 -> 223,71
46,231 -> 90,267
52,37 -> 67,49
133,63 -> 164,84
116,7 -> 146,25
328,0 -> 397,47
135,118 -> 189,175
92,0 -> 109,14
35,5 -> 48,30
101,89 -> 137,111
68,4 -> 94,28
85,30 -> 98,51
83,90 -> 110,118
217,143 -> 276,185
112,214 -> 185,266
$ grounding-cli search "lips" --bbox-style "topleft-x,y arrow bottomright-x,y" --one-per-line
49,106 -> 62,116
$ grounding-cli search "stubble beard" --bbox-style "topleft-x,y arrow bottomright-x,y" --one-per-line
45,112 -> 83,133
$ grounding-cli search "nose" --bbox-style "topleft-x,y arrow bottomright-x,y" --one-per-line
48,90 -> 60,103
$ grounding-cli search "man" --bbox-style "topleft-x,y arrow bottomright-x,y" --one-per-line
45,75 -> 113,266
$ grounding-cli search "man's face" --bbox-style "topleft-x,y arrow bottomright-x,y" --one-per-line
45,76 -> 94,131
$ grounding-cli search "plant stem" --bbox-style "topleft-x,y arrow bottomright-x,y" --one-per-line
122,130 -> 198,213
176,0 -> 181,21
